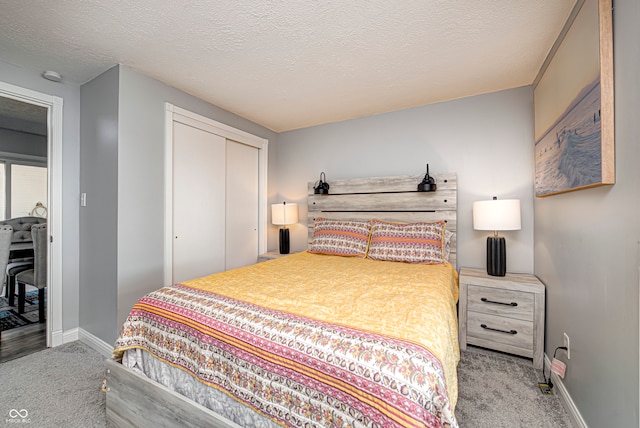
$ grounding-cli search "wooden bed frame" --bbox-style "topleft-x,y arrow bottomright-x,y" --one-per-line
105,173 -> 457,427
307,172 -> 457,267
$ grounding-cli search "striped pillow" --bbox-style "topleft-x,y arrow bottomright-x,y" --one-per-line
367,219 -> 446,264
309,218 -> 372,257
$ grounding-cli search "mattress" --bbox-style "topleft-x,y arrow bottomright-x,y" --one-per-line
113,251 -> 460,427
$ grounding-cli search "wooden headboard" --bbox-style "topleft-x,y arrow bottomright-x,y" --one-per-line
307,173 -> 457,267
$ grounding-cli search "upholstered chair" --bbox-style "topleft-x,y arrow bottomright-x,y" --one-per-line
0,225 -> 13,296
0,216 -> 44,303
6,260 -> 34,304
15,224 -> 47,323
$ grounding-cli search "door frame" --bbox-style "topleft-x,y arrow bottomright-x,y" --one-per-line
164,103 -> 268,286
0,81 -> 63,347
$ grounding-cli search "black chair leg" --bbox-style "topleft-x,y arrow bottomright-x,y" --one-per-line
18,282 -> 25,314
8,275 -> 16,306
38,288 -> 45,323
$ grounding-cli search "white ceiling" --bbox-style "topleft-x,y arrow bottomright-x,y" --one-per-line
0,0 -> 576,132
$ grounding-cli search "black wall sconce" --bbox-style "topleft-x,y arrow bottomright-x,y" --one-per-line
314,172 -> 330,194
417,164 -> 437,192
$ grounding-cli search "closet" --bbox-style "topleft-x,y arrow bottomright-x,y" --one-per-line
165,104 -> 267,285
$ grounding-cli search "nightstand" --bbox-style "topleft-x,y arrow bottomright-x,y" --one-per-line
257,251 -> 300,263
458,267 -> 545,369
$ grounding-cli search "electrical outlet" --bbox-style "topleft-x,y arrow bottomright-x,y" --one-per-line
563,332 -> 570,359
539,382 -> 553,395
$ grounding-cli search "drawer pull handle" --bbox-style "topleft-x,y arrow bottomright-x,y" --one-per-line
481,297 -> 518,307
480,324 -> 517,335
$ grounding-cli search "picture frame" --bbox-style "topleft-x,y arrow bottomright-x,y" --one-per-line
533,0 -> 614,197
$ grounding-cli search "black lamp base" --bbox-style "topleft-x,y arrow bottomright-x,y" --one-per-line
279,228 -> 290,254
486,236 -> 506,276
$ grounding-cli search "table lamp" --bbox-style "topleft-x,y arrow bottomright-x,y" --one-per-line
271,202 -> 298,254
473,197 -> 521,276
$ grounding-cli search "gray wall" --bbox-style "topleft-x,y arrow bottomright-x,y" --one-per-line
79,65 -> 120,342
534,0 -> 640,426
276,86 -> 535,273
0,59 -> 81,332
0,128 -> 47,157
79,66 -> 279,342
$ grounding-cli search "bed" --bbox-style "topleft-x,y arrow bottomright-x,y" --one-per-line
106,173 -> 459,428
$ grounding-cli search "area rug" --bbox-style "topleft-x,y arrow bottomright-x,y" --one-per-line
0,290 -> 43,331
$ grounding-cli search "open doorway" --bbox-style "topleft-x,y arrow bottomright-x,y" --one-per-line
0,81 -> 63,357
0,96 -> 48,362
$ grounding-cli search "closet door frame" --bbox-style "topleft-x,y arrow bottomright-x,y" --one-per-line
163,103 -> 268,286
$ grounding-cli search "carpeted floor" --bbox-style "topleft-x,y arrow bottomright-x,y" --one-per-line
0,341 -> 106,427
456,346 -> 573,427
0,341 -> 574,427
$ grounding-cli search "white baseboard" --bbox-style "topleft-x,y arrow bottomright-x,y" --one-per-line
78,328 -> 114,358
544,354 -> 588,428
50,329 -> 64,347
63,327 -> 79,343
50,326 -> 113,358
50,327 -> 78,347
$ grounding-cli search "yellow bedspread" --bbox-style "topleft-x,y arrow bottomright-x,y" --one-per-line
183,251 -> 460,408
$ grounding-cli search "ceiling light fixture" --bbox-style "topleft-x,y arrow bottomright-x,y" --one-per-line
42,70 -> 62,82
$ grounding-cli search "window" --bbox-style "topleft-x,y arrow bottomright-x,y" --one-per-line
0,160 -> 47,221
11,164 -> 47,218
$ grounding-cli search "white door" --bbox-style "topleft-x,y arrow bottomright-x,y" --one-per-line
172,122 -> 226,283
225,140 -> 259,270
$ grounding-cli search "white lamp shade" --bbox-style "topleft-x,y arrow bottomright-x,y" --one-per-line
473,199 -> 521,231
271,203 -> 298,226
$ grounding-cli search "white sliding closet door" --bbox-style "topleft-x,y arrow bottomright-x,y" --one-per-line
172,122 -> 226,283
165,104 -> 267,287
225,140 -> 259,270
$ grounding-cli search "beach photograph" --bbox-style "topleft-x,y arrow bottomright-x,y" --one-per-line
535,78 -> 601,196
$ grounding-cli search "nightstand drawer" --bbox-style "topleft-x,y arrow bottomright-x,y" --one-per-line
467,285 -> 534,321
459,268 -> 545,368
467,312 -> 533,352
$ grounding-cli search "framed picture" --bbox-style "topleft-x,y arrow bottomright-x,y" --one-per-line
534,0 -> 614,197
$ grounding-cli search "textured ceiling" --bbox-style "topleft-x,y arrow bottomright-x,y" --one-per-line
0,0 -> 576,132
0,97 -> 47,135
